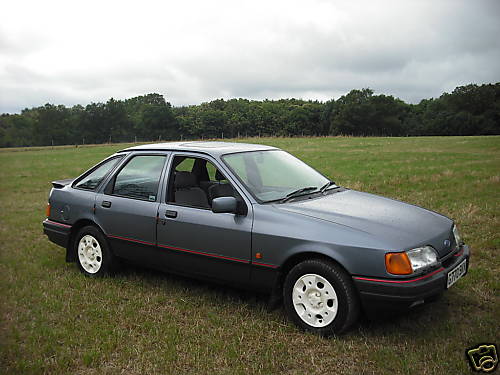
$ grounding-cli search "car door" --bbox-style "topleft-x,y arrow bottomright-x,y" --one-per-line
156,153 -> 253,284
95,152 -> 169,265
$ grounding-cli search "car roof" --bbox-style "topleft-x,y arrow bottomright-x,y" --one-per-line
119,141 -> 277,157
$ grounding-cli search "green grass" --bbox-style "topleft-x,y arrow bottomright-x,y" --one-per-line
1,136 -> 499,374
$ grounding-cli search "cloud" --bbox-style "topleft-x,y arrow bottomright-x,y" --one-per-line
1,0 -> 499,113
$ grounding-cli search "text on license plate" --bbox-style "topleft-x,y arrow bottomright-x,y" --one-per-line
447,259 -> 467,289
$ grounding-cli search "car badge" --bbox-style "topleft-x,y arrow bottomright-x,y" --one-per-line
444,239 -> 451,247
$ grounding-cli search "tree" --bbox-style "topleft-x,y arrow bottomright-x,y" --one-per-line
0,83 -> 499,147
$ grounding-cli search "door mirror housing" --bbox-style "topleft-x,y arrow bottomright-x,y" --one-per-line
212,196 -> 238,214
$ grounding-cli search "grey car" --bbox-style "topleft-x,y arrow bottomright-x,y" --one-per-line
43,141 -> 470,335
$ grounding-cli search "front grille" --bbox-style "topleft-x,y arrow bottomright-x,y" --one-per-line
437,228 -> 456,258
441,246 -> 462,268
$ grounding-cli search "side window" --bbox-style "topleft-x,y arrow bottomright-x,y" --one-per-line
168,156 -> 209,209
167,156 -> 235,209
206,162 -> 217,181
112,155 -> 165,201
206,162 -> 228,183
74,156 -> 123,190
175,158 -> 195,172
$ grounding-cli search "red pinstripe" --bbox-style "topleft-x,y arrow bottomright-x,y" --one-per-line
252,261 -> 279,269
157,243 -> 250,264
107,234 -> 155,246
108,234 -> 276,268
45,219 -> 72,229
353,267 -> 445,284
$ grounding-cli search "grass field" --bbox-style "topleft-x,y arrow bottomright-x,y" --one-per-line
0,136 -> 499,374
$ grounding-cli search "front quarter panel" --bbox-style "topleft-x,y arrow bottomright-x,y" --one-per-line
252,204 -> 391,277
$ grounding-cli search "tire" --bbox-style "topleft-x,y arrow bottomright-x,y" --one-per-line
283,259 -> 360,336
74,225 -> 116,277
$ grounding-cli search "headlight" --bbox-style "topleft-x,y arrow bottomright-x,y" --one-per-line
386,246 -> 438,275
453,224 -> 462,246
406,246 -> 438,272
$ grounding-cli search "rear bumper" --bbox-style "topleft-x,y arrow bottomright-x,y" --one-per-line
43,219 -> 72,248
353,245 -> 470,316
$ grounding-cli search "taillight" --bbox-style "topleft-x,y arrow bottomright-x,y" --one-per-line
46,203 -> 51,217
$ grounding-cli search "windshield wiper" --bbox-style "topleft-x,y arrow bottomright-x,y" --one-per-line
319,181 -> 337,193
281,186 -> 318,203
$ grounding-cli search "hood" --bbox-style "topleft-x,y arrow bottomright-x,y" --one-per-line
277,189 -> 454,256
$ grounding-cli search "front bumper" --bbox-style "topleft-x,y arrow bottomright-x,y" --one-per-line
353,245 -> 470,316
43,219 -> 72,248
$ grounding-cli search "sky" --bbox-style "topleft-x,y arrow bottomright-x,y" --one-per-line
1,0 -> 499,113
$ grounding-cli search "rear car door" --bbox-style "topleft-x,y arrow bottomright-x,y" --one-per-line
156,153 -> 253,284
95,152 -> 169,265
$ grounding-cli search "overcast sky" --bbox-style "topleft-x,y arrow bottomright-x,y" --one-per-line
1,0 -> 499,113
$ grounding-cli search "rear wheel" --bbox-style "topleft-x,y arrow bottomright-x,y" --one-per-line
283,259 -> 359,335
75,226 -> 116,276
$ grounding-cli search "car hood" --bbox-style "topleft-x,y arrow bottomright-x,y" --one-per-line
277,189 -> 453,255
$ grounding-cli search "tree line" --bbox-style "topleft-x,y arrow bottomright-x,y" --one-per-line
0,83 -> 498,147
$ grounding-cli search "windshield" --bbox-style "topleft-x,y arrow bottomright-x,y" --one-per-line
222,150 -> 331,202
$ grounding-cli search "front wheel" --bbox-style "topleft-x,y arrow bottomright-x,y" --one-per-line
75,226 -> 116,276
283,259 -> 360,335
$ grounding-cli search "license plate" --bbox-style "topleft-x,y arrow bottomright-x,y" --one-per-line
447,259 -> 467,289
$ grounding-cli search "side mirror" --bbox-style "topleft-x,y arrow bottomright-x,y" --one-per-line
212,196 -> 238,214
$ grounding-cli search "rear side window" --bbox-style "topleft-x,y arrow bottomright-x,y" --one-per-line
112,155 -> 166,201
74,156 -> 123,190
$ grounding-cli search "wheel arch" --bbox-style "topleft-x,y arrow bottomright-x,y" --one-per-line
66,219 -> 107,262
278,250 -> 361,334
274,250 -> 352,299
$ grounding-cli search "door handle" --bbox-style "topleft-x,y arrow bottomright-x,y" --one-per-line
165,210 -> 177,218
101,201 -> 112,208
